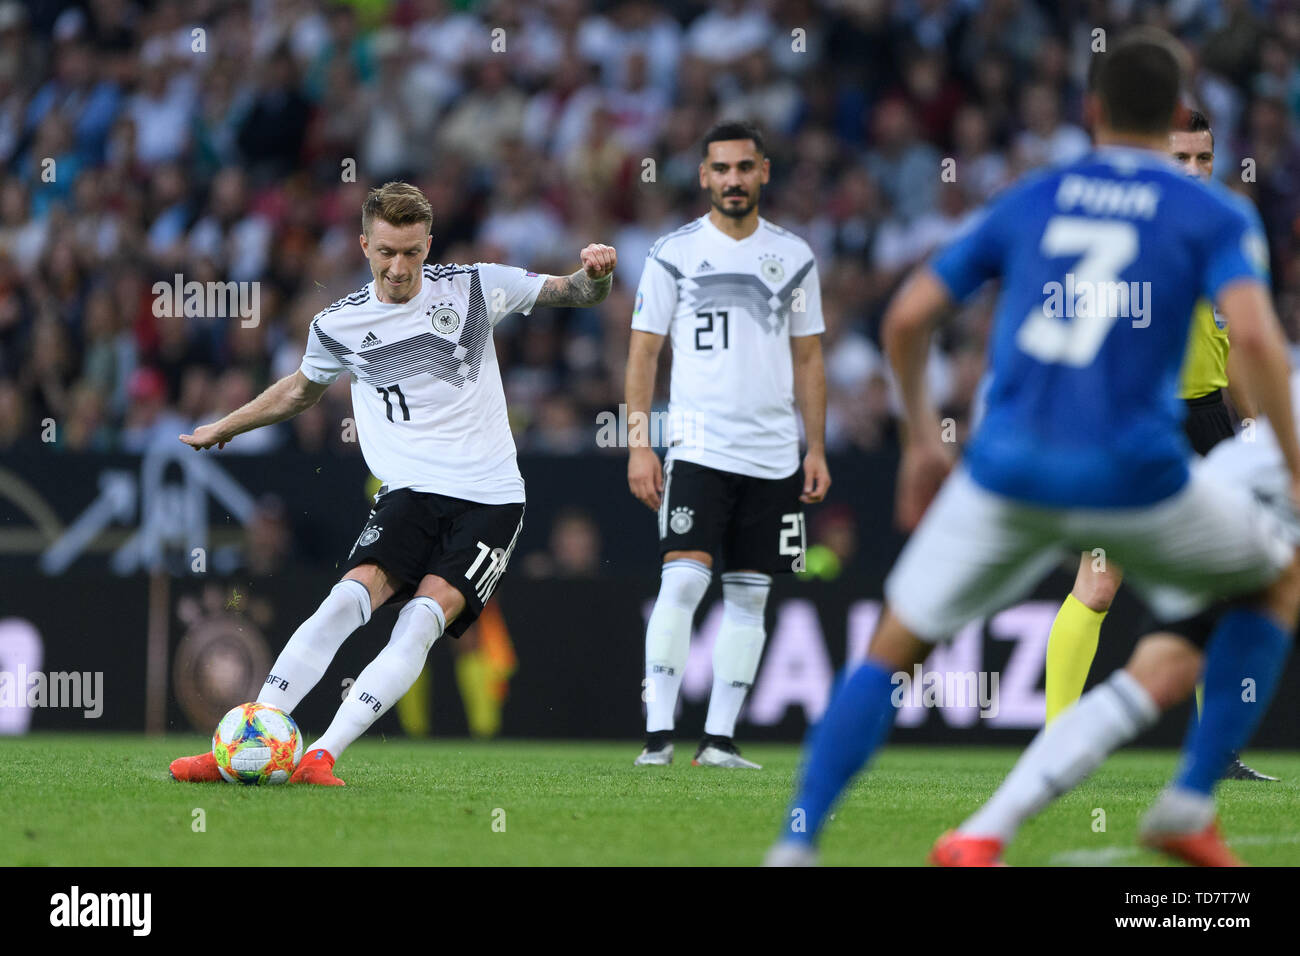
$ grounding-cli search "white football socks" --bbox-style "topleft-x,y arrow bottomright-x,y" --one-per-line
310,596 -> 446,760
704,572 -> 771,738
258,579 -> 372,713
960,670 -> 1159,843
644,558 -> 712,733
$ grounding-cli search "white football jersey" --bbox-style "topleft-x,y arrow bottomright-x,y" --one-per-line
632,215 -> 824,479
299,262 -> 545,504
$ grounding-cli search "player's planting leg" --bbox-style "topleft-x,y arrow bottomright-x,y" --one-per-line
1142,589 -> 1298,865
765,609 -> 929,865
293,595 -> 448,785
637,556 -> 712,766
169,577 -> 375,783
695,571 -> 769,768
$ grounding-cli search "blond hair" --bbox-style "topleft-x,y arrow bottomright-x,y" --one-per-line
361,181 -> 433,236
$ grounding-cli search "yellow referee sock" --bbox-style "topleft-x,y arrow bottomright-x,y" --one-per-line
1045,594 -> 1106,723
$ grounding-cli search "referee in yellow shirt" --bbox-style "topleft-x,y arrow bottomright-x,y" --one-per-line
1042,110 -> 1276,781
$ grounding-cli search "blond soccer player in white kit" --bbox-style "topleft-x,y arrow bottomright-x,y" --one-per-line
169,181 -> 616,785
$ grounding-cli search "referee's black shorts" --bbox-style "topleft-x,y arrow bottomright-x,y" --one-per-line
1183,388 -> 1234,457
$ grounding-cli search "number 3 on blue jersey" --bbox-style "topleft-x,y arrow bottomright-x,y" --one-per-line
1016,216 -> 1139,367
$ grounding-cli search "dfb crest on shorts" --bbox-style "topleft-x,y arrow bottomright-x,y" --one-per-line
431,307 -> 461,335
350,525 -> 382,557
669,506 -> 694,534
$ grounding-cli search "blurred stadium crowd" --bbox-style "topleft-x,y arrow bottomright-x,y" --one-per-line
1,0 -> 1299,462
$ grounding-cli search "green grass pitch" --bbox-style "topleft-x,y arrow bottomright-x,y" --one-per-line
4,735 -> 1298,866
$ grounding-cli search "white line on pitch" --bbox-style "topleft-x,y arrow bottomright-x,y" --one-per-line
1049,833 -> 1300,865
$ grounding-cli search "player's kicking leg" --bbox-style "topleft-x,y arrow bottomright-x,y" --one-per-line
169,567 -> 381,782
290,571 -> 462,785
292,492 -> 523,784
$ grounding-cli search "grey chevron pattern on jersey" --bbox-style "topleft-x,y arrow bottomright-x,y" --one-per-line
655,256 -> 816,335
311,269 -> 492,388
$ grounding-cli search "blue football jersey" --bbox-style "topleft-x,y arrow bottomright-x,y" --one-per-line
931,145 -> 1271,508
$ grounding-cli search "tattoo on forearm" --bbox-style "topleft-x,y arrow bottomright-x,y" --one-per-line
536,269 -> 612,307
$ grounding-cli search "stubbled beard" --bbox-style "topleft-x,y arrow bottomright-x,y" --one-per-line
713,192 -> 756,219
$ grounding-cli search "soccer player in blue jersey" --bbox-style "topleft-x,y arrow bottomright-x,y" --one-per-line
766,28 -> 1300,867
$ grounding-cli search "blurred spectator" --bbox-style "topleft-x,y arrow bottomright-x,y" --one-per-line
0,0 -> 1294,475
523,507 -> 603,578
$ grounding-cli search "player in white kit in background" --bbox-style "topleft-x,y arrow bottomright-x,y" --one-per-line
626,121 -> 831,768
169,181 -> 617,785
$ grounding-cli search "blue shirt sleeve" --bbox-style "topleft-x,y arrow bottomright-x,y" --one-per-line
929,198 -> 1008,302
1202,198 -> 1270,302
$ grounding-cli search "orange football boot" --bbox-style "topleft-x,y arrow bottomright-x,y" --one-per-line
169,751 -> 223,783
290,748 -> 345,786
1141,821 -> 1243,867
929,830 -> 1007,867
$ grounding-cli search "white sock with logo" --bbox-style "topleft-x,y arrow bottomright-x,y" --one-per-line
704,572 -> 771,738
309,597 -> 446,760
644,558 -> 712,733
959,670 -> 1159,843
258,579 -> 371,713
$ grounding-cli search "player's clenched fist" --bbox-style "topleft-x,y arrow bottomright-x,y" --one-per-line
580,243 -> 617,280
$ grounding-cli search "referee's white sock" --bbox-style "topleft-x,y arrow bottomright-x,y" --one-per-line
704,572 -> 771,738
959,670 -> 1159,843
258,579 -> 372,713
310,596 -> 446,760
645,558 -> 712,733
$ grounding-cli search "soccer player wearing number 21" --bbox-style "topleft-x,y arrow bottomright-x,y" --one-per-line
626,121 -> 830,769
169,182 -> 617,785
768,29 -> 1300,865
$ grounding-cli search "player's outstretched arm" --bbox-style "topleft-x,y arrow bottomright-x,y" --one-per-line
791,334 -> 831,504
534,243 -> 617,307
625,329 -> 666,510
179,371 -> 329,450
882,265 -> 956,529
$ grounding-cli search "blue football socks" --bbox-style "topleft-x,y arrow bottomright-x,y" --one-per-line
783,659 -> 897,845
1175,608 -> 1292,795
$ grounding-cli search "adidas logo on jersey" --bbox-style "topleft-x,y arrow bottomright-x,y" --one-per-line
696,260 -> 714,272
360,331 -> 382,348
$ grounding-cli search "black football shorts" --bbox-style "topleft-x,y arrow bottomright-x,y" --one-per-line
656,458 -> 805,574
1183,389 -> 1234,457
342,487 -> 524,637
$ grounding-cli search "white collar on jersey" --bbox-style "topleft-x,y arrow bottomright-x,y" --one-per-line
700,212 -> 766,245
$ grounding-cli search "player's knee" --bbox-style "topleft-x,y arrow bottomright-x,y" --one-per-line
664,549 -> 712,568
656,555 -> 712,610
1261,553 -> 1300,629
1125,633 -> 1200,710
343,561 -> 392,607
720,571 -> 770,624
867,607 -> 933,671
327,578 -> 373,626
414,574 -> 465,622
1072,560 -> 1121,612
